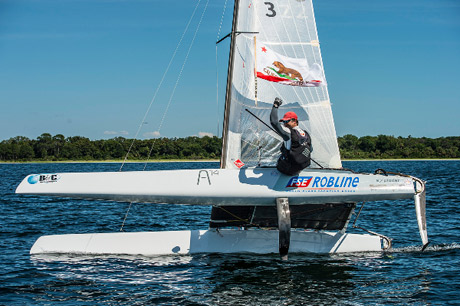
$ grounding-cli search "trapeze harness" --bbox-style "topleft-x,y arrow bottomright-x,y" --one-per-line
270,107 -> 312,176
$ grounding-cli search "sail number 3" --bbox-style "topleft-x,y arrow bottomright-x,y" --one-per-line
264,2 -> 276,17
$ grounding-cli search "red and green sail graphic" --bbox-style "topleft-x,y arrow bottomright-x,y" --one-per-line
256,45 -> 324,87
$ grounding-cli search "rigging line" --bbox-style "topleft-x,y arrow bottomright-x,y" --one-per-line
216,0 -> 229,40
156,0 -> 210,134
117,2 -> 204,228
214,206 -> 259,228
142,0 -> 210,170
143,139 -> 156,171
119,0 -> 203,171
120,202 -> 133,232
352,202 -> 392,250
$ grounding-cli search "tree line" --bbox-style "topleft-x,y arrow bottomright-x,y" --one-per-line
338,134 -> 460,159
0,133 -> 459,162
0,133 -> 221,161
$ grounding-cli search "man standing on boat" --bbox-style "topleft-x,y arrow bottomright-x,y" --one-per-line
270,97 -> 312,175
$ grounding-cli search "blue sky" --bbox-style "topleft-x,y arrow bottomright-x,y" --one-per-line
0,0 -> 459,141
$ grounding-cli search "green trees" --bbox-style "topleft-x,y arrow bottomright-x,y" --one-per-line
0,133 -> 458,161
0,136 -> 34,161
0,133 -> 222,161
337,135 -> 460,159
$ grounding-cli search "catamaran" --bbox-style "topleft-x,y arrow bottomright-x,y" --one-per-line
16,0 -> 428,259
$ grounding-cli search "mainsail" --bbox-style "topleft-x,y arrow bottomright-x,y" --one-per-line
221,0 -> 341,169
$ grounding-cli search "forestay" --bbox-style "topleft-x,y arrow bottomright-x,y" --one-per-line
222,0 -> 341,169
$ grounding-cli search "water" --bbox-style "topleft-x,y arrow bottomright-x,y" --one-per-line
1,161 -> 459,305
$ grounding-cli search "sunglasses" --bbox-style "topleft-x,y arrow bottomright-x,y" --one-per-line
282,119 -> 293,124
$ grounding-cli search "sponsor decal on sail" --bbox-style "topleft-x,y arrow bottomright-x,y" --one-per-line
234,159 -> 245,169
256,45 -> 324,87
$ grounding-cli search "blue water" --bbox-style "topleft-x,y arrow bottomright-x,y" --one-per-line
1,161 -> 459,305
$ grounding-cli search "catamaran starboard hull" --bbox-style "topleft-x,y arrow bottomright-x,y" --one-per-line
30,229 -> 383,255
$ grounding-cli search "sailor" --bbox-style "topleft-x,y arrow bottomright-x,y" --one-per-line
270,97 -> 312,175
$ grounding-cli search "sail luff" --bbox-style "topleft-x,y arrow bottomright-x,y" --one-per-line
220,0 -> 240,169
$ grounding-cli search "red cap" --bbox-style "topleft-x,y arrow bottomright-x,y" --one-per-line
279,111 -> 298,122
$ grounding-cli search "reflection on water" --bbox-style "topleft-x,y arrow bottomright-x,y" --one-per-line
1,161 -> 460,305
26,248 -> 455,305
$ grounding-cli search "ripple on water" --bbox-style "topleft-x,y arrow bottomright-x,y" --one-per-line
1,161 -> 459,305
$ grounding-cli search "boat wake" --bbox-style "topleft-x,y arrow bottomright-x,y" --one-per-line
390,242 -> 460,253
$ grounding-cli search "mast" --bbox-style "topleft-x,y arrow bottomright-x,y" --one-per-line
220,0 -> 240,169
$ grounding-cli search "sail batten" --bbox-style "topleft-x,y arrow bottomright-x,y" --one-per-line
222,0 -> 341,169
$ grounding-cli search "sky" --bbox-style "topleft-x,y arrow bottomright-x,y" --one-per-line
0,0 -> 459,141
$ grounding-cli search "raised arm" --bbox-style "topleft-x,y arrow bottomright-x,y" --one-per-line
270,98 -> 290,141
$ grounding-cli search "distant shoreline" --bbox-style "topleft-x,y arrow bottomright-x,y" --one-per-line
342,158 -> 460,161
0,159 -> 220,164
0,159 -> 223,164
1,158 -> 459,164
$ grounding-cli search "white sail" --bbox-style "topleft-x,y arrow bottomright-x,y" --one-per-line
222,0 -> 341,169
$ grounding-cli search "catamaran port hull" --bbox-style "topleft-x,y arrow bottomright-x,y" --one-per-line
30,229 -> 383,256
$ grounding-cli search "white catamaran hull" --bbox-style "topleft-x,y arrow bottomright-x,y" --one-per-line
30,229 -> 383,255
16,168 -> 415,205
18,168 -> 428,255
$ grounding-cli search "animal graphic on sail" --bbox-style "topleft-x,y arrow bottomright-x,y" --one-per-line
256,45 -> 324,87
272,61 -> 304,82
